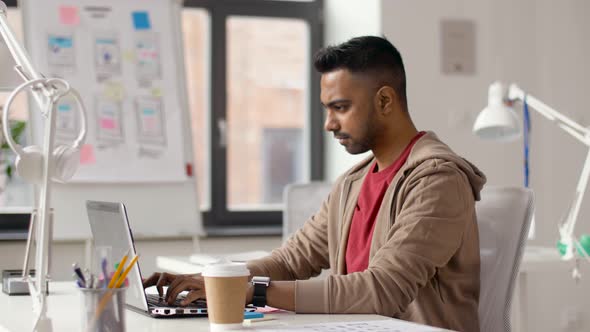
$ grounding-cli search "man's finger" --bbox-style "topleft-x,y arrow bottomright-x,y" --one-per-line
165,276 -> 188,303
142,273 -> 161,289
164,275 -> 187,302
181,290 -> 205,306
166,278 -> 192,305
156,272 -> 176,297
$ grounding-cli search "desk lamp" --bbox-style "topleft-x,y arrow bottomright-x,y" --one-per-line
0,2 -> 87,331
473,82 -> 590,271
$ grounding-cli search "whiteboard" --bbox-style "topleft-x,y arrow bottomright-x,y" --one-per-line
19,0 -> 203,239
22,0 -> 188,183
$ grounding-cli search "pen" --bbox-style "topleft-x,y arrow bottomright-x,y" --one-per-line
101,257 -> 109,288
73,263 -> 86,288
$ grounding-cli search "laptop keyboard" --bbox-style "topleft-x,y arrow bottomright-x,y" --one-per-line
146,293 -> 206,308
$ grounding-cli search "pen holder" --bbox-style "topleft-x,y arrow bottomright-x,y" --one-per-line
80,287 -> 127,332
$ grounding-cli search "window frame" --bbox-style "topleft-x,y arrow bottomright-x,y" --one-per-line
183,0 -> 324,235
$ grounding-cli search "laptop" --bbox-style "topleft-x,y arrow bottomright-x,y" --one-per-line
86,200 -> 256,317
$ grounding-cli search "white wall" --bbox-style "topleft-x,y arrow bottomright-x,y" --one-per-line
380,1 -> 590,331
323,0 -> 381,180
380,0 -> 590,250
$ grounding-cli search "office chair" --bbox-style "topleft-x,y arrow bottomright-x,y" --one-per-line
477,186 -> 535,332
283,183 -> 534,332
282,182 -> 333,243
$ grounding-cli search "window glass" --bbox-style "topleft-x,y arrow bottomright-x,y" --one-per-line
226,16 -> 309,211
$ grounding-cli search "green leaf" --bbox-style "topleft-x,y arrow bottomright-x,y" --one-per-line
6,165 -> 12,178
9,121 -> 26,143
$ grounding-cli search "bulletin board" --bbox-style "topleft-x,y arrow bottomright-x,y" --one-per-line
22,0 -> 189,183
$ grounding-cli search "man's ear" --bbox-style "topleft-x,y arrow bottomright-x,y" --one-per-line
375,86 -> 398,115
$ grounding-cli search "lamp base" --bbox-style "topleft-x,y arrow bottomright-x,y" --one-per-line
2,270 -> 48,296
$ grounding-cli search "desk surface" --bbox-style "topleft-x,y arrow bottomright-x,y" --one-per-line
157,245 -> 566,275
519,245 -> 565,272
0,282 -> 441,332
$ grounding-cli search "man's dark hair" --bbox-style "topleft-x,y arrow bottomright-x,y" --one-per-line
314,36 -> 407,109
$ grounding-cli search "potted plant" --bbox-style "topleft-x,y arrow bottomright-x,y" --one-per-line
0,106 -> 26,190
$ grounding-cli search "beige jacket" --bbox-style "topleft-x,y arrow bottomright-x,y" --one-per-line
247,132 -> 486,332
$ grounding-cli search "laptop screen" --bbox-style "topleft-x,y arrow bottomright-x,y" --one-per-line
86,201 -> 149,312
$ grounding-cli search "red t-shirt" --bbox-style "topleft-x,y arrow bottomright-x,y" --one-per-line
345,131 -> 426,274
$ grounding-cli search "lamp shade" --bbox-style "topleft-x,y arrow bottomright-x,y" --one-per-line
473,82 -> 521,142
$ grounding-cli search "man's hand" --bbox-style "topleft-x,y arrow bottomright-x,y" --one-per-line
143,272 -> 179,297
164,274 -> 206,306
143,272 -> 205,305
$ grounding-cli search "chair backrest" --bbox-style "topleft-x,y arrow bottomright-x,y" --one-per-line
283,182 -> 332,243
477,186 -> 534,332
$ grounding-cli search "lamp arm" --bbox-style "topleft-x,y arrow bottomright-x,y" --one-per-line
508,83 -> 590,260
508,84 -> 590,146
1,3 -> 57,331
0,5 -> 49,109
562,148 -> 590,246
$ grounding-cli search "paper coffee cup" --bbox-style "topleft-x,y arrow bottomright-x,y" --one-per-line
202,263 -> 250,331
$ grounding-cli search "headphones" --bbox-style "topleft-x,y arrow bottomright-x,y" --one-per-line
2,77 -> 87,184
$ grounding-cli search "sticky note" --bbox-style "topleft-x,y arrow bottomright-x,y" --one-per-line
100,118 -> 116,130
132,11 -> 151,30
104,82 -> 125,101
151,88 -> 162,97
80,144 -> 96,165
143,117 -> 157,132
57,104 -> 72,112
122,50 -> 136,62
59,6 -> 80,26
142,108 -> 155,115
48,36 -> 73,49
244,311 -> 264,319
255,306 -> 283,313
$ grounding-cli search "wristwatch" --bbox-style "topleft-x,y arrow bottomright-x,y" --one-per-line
251,276 -> 271,307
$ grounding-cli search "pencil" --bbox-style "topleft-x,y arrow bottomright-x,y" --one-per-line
114,255 -> 139,288
243,317 -> 277,325
107,250 -> 129,289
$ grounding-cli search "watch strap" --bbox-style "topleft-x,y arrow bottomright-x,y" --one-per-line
251,276 -> 270,307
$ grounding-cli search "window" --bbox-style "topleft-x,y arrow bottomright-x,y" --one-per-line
181,9 -> 211,210
183,0 -> 323,233
226,16 -> 309,211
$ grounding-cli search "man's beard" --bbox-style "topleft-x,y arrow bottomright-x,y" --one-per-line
338,114 -> 378,155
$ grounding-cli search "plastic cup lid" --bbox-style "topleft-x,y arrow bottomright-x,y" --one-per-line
201,263 -> 250,277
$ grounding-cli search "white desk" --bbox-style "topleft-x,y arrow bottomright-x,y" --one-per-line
158,246 -> 571,332
157,246 -> 563,274
510,246 -> 571,332
156,251 -> 270,275
0,282 -> 446,332
157,255 -> 208,274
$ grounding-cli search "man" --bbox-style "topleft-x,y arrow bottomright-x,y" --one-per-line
144,36 -> 486,331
